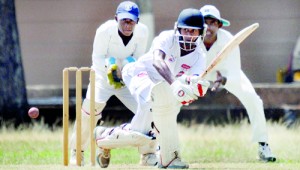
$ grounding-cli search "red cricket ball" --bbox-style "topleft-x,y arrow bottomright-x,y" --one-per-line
28,107 -> 39,119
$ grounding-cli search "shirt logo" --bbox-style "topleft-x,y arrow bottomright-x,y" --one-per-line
175,64 -> 191,77
181,64 -> 191,70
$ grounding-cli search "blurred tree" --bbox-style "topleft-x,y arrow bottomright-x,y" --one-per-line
0,0 -> 28,126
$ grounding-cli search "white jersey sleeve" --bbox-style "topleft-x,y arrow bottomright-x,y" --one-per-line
132,22 -> 149,59
200,28 -> 241,82
91,20 -> 113,73
91,20 -> 149,74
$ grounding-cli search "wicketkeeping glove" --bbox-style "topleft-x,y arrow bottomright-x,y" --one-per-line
170,80 -> 198,105
107,64 -> 125,89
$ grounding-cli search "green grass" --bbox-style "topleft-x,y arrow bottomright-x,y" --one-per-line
0,120 -> 300,169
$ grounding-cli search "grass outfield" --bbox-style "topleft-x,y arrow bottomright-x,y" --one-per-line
0,120 -> 299,169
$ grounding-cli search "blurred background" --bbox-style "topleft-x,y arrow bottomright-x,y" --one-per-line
16,0 -> 300,85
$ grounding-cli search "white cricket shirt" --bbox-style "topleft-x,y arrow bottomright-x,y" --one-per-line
91,20 -> 148,75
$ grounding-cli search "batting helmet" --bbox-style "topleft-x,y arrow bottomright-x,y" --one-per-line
175,8 -> 206,51
177,8 -> 205,30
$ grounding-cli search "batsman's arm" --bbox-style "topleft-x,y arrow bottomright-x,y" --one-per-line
152,49 -> 175,85
152,49 -> 199,105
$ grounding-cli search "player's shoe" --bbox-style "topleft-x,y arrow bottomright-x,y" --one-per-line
94,126 -> 111,168
69,149 -> 84,166
96,148 -> 111,168
140,153 -> 158,166
258,143 -> 276,162
158,158 -> 189,169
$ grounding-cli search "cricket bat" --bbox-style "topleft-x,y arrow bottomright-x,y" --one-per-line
200,23 -> 259,78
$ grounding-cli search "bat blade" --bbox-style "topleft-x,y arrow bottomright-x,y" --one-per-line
201,23 -> 259,78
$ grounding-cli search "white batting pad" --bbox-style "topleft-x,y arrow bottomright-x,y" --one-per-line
70,110 -> 101,150
151,82 -> 182,166
95,127 -> 155,149
82,99 -> 106,114
151,82 -> 181,109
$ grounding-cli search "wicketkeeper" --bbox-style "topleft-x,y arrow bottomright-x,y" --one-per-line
68,1 -> 150,166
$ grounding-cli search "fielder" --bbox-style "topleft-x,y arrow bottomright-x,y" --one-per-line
199,5 -> 276,162
94,8 -> 211,169
69,1 -> 150,166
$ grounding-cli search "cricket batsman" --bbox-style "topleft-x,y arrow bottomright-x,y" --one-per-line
94,8 -> 212,169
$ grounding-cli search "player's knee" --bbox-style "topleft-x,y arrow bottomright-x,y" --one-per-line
82,99 -> 106,115
151,82 -> 180,113
152,82 -> 173,106
127,73 -> 153,104
122,62 -> 137,90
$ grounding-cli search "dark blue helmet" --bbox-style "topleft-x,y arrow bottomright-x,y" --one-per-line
177,8 -> 205,30
175,8 -> 206,51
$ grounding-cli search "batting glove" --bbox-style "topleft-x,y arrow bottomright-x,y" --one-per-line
189,79 -> 210,97
170,80 -> 198,105
177,75 -> 210,97
177,74 -> 203,85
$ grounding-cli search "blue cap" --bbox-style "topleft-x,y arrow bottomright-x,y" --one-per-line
116,1 -> 139,22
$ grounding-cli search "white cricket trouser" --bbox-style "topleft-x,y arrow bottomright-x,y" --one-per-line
122,63 -> 154,134
70,70 -> 138,151
224,70 -> 268,142
121,63 -> 158,155
124,62 -> 184,165
86,72 -> 137,113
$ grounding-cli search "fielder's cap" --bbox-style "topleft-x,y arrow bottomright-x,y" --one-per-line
116,1 -> 139,22
200,5 -> 230,26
